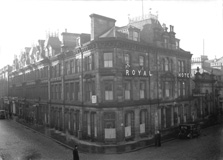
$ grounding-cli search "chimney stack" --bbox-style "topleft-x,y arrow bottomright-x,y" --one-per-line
169,25 -> 174,32
90,13 -> 116,41
162,23 -> 168,32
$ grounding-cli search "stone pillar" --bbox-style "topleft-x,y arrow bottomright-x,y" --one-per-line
61,60 -> 65,132
116,109 -> 124,142
48,65 -> 51,126
78,108 -> 83,140
158,108 -> 161,130
163,108 -> 166,128
171,106 -> 174,126
96,110 -> 103,142
200,97 -> 203,117
134,108 -> 140,140
155,110 -> 159,133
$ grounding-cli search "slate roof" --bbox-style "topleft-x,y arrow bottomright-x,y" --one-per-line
45,36 -> 61,49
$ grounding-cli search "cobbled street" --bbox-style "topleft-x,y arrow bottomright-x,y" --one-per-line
1,119 -> 223,160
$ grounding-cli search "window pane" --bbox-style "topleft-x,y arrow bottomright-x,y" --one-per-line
140,81 -> 145,99
105,82 -> 113,100
124,54 -> 130,65
139,56 -> 144,67
165,82 -> 170,97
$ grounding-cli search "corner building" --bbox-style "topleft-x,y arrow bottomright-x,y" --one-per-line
75,13 -> 193,143
9,13 -> 194,148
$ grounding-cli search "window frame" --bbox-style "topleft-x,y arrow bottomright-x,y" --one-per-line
104,52 -> 113,68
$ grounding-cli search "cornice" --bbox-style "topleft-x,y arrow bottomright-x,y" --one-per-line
78,38 -> 191,59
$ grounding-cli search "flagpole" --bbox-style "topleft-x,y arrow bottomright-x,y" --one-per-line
203,39 -> 205,55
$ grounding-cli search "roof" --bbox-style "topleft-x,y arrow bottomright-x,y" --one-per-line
100,27 -> 128,39
45,36 -> 61,49
202,65 -> 222,75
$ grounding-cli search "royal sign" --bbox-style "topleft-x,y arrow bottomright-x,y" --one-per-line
125,69 -> 152,77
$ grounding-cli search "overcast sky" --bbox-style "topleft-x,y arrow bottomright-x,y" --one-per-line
0,0 -> 222,69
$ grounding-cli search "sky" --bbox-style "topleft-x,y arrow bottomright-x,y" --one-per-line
0,0 -> 222,69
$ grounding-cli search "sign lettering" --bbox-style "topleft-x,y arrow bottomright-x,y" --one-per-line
124,69 -> 152,77
178,72 -> 191,78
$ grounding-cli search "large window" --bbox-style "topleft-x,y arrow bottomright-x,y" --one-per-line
140,110 -> 147,134
178,81 -> 181,97
104,53 -> 113,68
124,53 -> 130,66
139,81 -> 146,99
162,81 -> 174,98
181,61 -> 185,72
178,81 -> 186,97
104,81 -> 113,100
124,81 -> 131,100
76,58 -> 81,73
66,61 -> 70,75
139,56 -> 144,68
85,81 -> 95,101
165,82 -> 170,97
55,84 -> 58,99
58,84 -> 61,99
125,111 -> 134,137
85,55 -> 93,71
104,112 -> 116,139
178,60 -> 185,73
70,60 -> 75,74
182,82 -> 186,96
165,58 -> 169,71
70,82 -> 74,100
169,59 -> 173,72
65,83 -> 69,100
75,82 -> 80,101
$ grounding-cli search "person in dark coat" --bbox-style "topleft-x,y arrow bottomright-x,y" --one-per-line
155,130 -> 161,147
73,145 -> 79,160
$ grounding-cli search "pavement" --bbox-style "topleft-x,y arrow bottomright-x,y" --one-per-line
12,116 -> 177,154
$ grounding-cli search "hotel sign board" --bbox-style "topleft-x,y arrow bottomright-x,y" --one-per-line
178,72 -> 191,78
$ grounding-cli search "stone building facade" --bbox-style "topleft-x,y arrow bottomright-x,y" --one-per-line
7,13 -> 195,148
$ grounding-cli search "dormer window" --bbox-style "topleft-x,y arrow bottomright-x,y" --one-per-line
129,30 -> 139,41
133,31 -> 139,41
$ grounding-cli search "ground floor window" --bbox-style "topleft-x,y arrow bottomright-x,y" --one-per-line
166,107 -> 171,128
91,112 -> 97,138
125,111 -> 134,138
174,106 -> 178,125
104,112 -> 116,139
140,110 -> 147,134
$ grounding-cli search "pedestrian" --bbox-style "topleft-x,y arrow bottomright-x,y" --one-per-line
73,145 -> 79,160
155,130 -> 161,147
